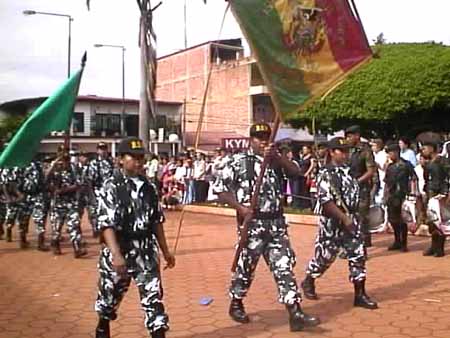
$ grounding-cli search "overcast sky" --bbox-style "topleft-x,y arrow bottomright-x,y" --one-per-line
0,0 -> 449,104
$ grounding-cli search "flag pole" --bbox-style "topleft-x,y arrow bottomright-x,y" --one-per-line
64,52 -> 87,151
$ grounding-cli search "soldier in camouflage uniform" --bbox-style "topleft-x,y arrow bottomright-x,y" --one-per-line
2,167 -> 26,245
88,142 -> 114,237
384,142 -> 418,252
32,157 -> 53,250
0,168 -> 7,240
345,125 -> 377,248
47,153 -> 87,257
76,152 -> 93,225
302,137 -> 378,310
421,139 -> 450,257
213,123 -> 320,332
94,137 -> 175,338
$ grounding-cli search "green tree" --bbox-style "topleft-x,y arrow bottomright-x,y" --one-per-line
288,43 -> 450,139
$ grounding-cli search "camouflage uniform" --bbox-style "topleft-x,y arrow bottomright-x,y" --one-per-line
305,164 -> 366,282
95,170 -> 169,334
213,151 -> 302,305
26,161 -> 50,236
47,165 -> 83,246
0,169 -> 6,239
349,143 -> 376,244
3,168 -> 25,233
88,157 -> 114,233
75,162 -> 93,224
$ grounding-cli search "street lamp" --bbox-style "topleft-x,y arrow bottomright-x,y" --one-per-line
94,44 -> 126,136
23,10 -> 73,78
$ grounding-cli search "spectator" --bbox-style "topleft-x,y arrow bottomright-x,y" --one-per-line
182,158 -> 195,204
371,139 -> 388,204
296,145 -> 315,209
399,137 -> 417,167
193,152 -> 208,203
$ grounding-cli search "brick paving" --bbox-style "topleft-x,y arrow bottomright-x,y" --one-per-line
1,212 -> 450,338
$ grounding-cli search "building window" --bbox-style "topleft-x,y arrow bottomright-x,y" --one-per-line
125,115 -> 139,137
73,112 -> 84,133
93,114 -> 121,136
252,95 -> 275,123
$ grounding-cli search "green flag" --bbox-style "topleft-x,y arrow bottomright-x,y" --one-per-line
0,68 -> 84,168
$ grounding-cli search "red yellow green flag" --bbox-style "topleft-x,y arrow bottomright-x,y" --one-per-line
230,0 -> 372,120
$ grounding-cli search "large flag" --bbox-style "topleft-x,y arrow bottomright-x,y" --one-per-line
230,0 -> 372,120
0,65 -> 84,168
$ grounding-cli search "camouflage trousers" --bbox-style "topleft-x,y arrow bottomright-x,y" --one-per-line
79,191 -> 97,233
50,198 -> 82,244
87,188 -> 102,233
32,193 -> 50,235
306,216 -> 366,283
0,202 -> 6,227
95,241 -> 169,334
230,218 -> 302,305
5,195 -> 34,234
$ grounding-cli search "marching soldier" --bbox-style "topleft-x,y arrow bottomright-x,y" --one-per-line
2,167 -> 25,245
301,137 -> 378,310
47,152 -> 87,257
0,168 -> 7,240
213,123 -> 320,332
384,142 -> 418,252
421,139 -> 450,257
94,137 -> 175,338
345,125 -> 377,248
32,156 -> 53,251
88,142 -> 114,236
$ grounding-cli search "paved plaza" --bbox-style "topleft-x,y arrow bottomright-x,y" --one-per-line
1,212 -> 450,338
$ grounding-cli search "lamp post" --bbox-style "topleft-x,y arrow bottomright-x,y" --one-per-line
23,10 -> 73,78
94,44 -> 126,136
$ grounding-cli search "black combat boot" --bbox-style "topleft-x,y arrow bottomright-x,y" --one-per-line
95,318 -> 110,338
229,298 -> 249,323
6,227 -> 12,242
286,302 -> 320,331
73,241 -> 88,258
353,280 -> 378,309
37,233 -> 49,251
399,223 -> 408,252
19,232 -> 29,249
151,329 -> 166,338
423,233 -> 438,256
51,239 -> 62,255
434,235 -> 445,257
301,275 -> 318,300
388,224 -> 401,251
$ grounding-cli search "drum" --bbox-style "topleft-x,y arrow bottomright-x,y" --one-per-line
427,195 -> 450,236
368,204 -> 387,233
401,196 -> 419,234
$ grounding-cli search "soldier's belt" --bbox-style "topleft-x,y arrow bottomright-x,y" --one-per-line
253,210 -> 283,220
117,230 -> 153,240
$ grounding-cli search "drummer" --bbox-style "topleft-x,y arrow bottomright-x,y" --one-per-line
384,142 -> 418,252
421,139 -> 450,257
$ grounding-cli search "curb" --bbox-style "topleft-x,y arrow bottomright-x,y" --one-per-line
182,204 -> 318,226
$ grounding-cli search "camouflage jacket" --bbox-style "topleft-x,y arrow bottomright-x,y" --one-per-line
212,150 -> 283,213
349,143 -> 376,191
97,170 -> 164,241
424,156 -> 450,196
22,161 -> 45,195
88,157 -> 114,189
0,167 -> 24,197
315,164 -> 360,218
47,165 -> 79,202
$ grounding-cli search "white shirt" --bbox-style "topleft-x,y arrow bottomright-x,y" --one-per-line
193,159 -> 206,180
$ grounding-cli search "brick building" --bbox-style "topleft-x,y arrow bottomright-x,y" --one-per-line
156,39 -> 276,151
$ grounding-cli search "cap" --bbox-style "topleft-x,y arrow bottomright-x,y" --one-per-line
345,125 -> 361,135
327,137 -> 351,150
385,142 -> 400,153
118,137 -> 146,156
249,122 -> 271,139
97,142 -> 107,149
168,163 -> 177,171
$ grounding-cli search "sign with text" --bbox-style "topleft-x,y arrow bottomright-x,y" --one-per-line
222,137 -> 250,150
